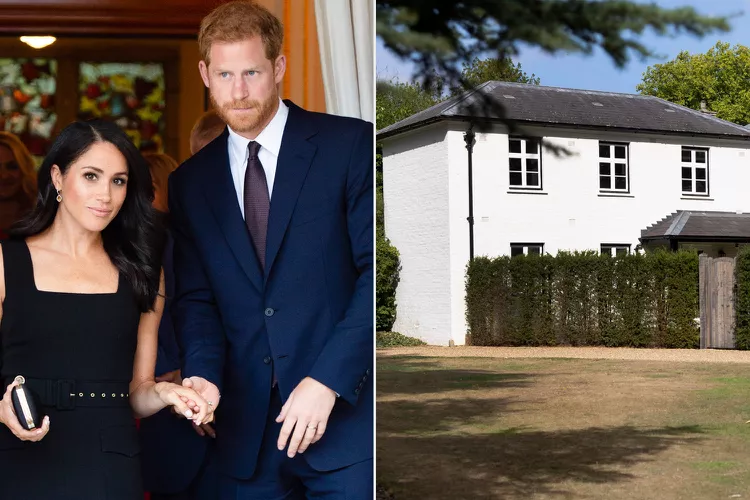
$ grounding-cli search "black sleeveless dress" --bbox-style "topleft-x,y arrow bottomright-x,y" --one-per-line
0,240 -> 143,499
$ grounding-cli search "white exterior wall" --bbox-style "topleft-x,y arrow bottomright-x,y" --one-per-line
382,123 -> 750,346
470,126 -> 750,257
381,124 -> 453,345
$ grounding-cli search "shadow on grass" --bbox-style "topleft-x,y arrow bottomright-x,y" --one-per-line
378,418 -> 706,499
377,357 -> 537,396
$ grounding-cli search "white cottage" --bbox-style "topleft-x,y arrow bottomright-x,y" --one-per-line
378,81 -> 750,346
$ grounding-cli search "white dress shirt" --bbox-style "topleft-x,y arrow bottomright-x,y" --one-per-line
227,99 -> 289,219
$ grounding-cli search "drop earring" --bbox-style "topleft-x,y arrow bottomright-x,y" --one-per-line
56,189 -> 62,203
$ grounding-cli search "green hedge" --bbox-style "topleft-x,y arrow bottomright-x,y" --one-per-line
735,248 -> 750,349
376,331 -> 426,348
466,251 -> 699,348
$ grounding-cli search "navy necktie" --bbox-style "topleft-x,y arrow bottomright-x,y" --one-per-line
243,141 -> 270,270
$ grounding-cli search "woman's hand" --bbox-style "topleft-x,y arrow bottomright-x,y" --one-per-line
154,382 -> 213,425
0,381 -> 50,442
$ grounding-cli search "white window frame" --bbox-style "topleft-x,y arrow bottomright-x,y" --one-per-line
510,243 -> 544,257
598,142 -> 629,193
601,244 -> 631,257
508,137 -> 542,190
681,147 -> 709,196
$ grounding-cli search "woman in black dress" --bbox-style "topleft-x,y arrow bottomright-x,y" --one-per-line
0,120 -> 215,499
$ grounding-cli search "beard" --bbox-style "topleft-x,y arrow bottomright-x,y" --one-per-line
211,91 -> 278,136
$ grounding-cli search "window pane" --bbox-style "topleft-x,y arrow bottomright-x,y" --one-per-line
682,149 -> 692,162
526,140 -> 539,154
601,246 -> 612,257
511,246 -> 523,257
599,144 -> 610,158
527,172 -> 539,187
79,62 -> 166,153
681,167 -> 692,179
615,163 -> 626,176
600,176 -> 611,189
510,172 -> 522,186
696,180 -> 707,193
682,179 -> 692,191
616,247 -> 628,256
510,158 -> 522,171
526,158 -> 538,172
696,167 -> 706,180
696,151 -> 706,163
509,139 -> 522,154
599,162 -> 610,175
615,146 -> 626,159
615,177 -> 626,190
0,58 -> 58,165
528,246 -> 541,256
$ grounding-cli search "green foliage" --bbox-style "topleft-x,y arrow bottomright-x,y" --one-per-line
455,57 -> 540,94
377,232 -> 401,332
638,42 -> 750,125
378,0 -> 729,105
376,331 -> 426,348
376,79 -> 442,132
735,248 -> 750,349
466,251 -> 700,348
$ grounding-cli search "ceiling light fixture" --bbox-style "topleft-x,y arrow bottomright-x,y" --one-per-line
20,36 -> 56,49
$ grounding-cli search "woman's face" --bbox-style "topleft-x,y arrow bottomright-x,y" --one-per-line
0,144 -> 23,201
52,141 -> 129,233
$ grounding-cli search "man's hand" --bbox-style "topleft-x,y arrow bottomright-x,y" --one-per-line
192,421 -> 216,438
182,376 -> 220,423
276,377 -> 336,458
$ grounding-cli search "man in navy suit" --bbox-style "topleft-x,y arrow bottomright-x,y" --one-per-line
168,1 -> 373,499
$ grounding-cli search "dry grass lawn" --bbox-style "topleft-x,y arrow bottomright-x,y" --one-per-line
377,348 -> 750,499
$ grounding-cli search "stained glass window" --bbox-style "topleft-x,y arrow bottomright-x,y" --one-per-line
0,58 -> 57,165
78,62 -> 165,153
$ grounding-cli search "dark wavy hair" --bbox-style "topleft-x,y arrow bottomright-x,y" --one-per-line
9,120 -> 163,312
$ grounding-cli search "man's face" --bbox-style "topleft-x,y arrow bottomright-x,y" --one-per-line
199,36 -> 286,139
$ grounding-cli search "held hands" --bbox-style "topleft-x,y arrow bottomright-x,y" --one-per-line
157,370 -> 216,437
154,380 -> 213,425
0,381 -> 50,441
181,376 -> 220,426
277,377 -> 336,458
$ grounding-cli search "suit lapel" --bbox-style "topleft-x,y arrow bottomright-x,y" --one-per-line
265,101 -> 318,281
202,128 -> 264,292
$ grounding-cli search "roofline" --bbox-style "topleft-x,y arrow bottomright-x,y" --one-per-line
376,115 -> 750,142
640,235 -> 750,243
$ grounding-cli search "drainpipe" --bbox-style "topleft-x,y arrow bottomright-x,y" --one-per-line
464,125 -> 476,261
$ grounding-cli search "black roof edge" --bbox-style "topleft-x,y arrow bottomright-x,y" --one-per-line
641,235 -> 750,243
377,116 -> 750,143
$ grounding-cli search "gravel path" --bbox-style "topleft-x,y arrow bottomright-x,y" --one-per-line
377,345 -> 750,363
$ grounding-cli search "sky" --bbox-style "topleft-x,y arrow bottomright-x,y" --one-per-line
376,0 -> 750,94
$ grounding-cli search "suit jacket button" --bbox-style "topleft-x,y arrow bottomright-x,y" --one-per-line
354,388 -> 360,395
263,356 -> 272,364
264,308 -> 275,317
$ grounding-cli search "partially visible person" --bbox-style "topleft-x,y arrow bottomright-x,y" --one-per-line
0,120 -> 212,500
139,152 -> 217,500
0,133 -> 36,238
189,109 -> 225,155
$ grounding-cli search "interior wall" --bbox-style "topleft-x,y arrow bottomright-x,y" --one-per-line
0,0 -> 326,163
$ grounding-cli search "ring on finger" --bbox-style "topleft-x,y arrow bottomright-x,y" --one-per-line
307,424 -> 317,430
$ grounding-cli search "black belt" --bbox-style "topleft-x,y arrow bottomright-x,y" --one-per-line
6,378 -> 130,410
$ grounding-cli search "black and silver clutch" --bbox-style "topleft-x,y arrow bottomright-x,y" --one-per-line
10,376 -> 42,430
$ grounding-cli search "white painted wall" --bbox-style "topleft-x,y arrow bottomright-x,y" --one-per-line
381,124 -> 453,345
382,123 -> 750,345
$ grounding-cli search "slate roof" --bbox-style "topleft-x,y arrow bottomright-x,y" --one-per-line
377,81 -> 750,141
641,211 -> 750,241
